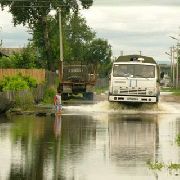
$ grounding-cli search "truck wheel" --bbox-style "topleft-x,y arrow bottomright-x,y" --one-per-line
62,93 -> 69,100
88,92 -> 94,101
84,92 -> 93,100
156,95 -> 159,103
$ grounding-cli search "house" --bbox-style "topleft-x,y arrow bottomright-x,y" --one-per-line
0,48 -> 24,58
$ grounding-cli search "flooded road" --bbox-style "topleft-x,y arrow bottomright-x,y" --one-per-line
0,101 -> 180,180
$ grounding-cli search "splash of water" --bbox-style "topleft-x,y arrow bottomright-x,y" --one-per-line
63,100 -> 180,114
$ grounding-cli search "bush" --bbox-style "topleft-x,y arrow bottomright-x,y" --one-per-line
22,75 -> 37,88
0,74 -> 37,91
0,56 -> 16,68
43,87 -> 56,104
15,90 -> 34,110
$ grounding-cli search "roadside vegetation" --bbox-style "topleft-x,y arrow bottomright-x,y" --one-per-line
94,86 -> 108,95
0,74 -> 37,110
161,87 -> 180,95
147,135 -> 180,175
0,74 -> 37,91
147,161 -> 180,175
176,134 -> 180,146
43,87 -> 56,104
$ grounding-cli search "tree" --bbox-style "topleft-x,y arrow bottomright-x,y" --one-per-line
85,38 -> 112,76
0,44 -> 38,68
0,0 -> 94,70
64,13 -> 96,62
32,12 -> 96,68
14,44 -> 38,68
0,56 -> 16,68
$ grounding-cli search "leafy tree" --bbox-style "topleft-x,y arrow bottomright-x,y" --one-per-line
0,56 -> 16,68
37,12 -> 96,66
14,45 -> 38,68
33,14 -> 112,76
85,38 -> 112,76
98,61 -> 112,78
0,0 -> 94,70
0,44 -> 39,68
64,13 -> 95,62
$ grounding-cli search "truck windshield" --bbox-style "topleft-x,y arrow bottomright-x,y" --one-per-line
113,64 -> 155,78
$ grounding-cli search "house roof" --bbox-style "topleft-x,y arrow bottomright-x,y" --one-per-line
0,48 -> 24,57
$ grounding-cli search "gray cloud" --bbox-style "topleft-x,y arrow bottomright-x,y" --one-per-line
1,31 -> 31,47
82,6 -> 180,62
94,0 -> 180,6
96,30 -> 175,62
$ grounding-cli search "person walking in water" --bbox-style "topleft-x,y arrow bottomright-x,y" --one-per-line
54,90 -> 62,113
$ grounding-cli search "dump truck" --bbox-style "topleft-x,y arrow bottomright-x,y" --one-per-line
58,62 -> 96,100
108,55 -> 160,103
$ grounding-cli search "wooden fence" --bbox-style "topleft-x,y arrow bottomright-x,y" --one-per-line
0,69 -> 45,83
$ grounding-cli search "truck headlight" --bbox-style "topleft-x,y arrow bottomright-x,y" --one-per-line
113,90 -> 118,94
147,90 -> 154,95
149,91 -> 153,95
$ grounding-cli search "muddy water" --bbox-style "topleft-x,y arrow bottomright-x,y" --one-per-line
0,102 -> 180,180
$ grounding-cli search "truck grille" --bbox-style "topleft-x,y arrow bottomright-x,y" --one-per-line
115,88 -> 147,95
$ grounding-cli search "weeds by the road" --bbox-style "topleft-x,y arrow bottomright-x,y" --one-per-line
147,161 -> 164,171
94,86 -> 108,95
176,134 -> 180,146
147,161 -> 180,175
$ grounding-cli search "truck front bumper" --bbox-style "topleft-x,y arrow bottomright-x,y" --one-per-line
108,95 -> 157,103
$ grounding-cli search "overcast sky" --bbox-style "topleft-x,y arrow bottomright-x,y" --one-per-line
1,0 -> 180,62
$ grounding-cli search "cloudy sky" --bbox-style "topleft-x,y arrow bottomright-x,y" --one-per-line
1,0 -> 180,62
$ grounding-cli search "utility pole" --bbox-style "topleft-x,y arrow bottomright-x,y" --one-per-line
170,47 -> 173,78
139,51 -> 142,56
176,43 -> 179,88
172,46 -> 175,87
169,36 -> 180,88
166,47 -> 174,87
0,26 -> 2,49
58,7 -> 63,82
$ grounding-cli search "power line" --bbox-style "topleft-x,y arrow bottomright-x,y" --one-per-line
0,0 -> 77,8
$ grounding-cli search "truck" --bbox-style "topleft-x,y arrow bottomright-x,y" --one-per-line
108,55 -> 160,103
58,62 -> 96,100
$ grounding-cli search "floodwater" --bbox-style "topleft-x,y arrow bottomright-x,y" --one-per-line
0,101 -> 180,180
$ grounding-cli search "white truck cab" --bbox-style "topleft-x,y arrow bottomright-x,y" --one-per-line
108,55 -> 160,103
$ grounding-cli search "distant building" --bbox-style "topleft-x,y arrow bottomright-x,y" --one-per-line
159,63 -> 171,76
0,48 -> 24,57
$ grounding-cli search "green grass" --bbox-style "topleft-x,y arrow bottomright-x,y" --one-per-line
161,87 -> 180,95
147,161 -> 164,171
42,87 -> 56,104
94,86 -> 108,95
176,134 -> 180,146
168,163 -> 180,171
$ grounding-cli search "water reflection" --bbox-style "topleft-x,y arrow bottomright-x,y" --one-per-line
54,114 -> 62,138
0,112 -> 180,180
108,114 -> 158,168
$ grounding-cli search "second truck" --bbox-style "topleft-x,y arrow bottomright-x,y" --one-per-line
58,62 -> 96,100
